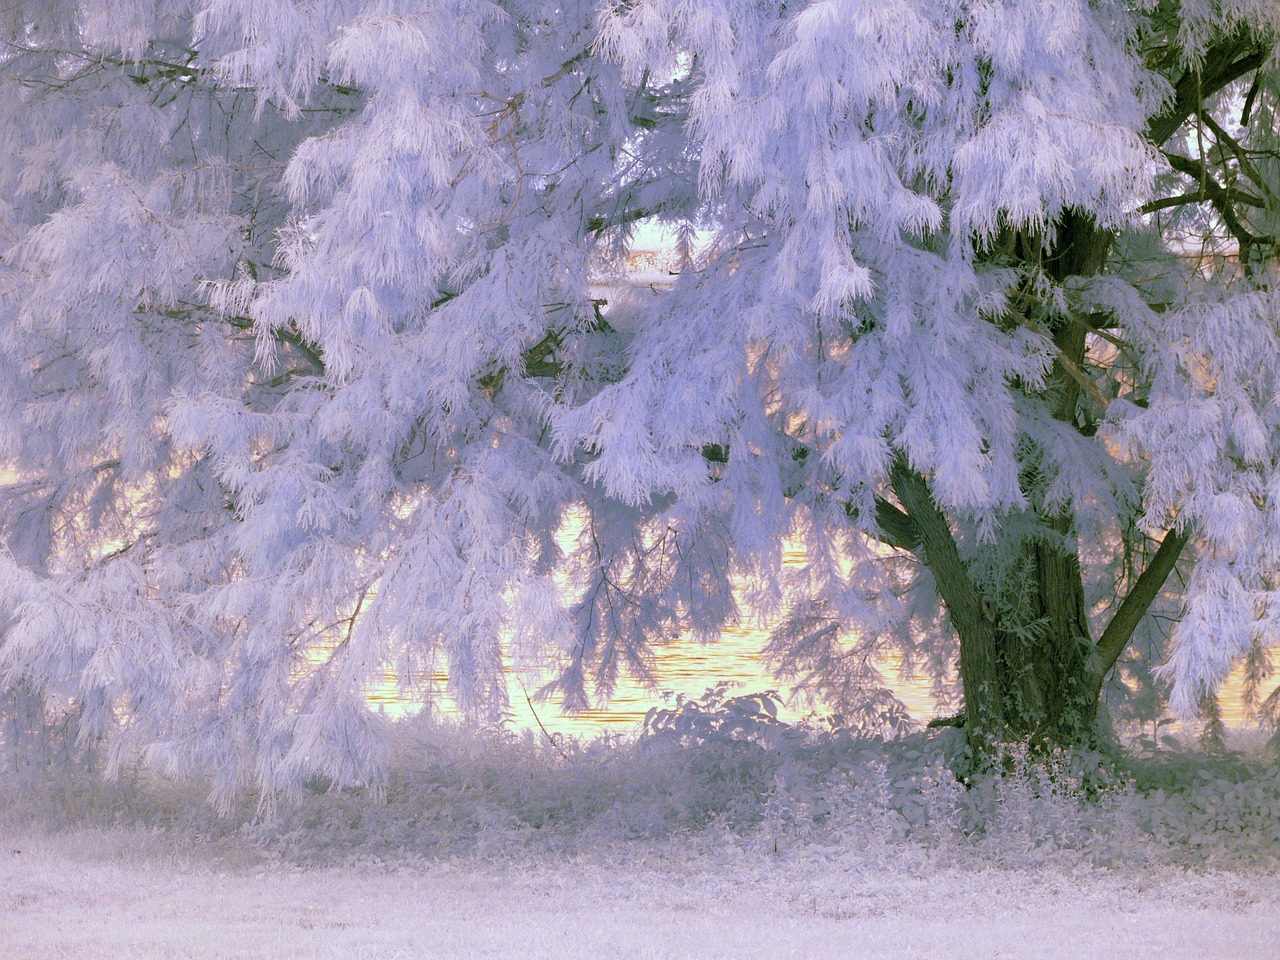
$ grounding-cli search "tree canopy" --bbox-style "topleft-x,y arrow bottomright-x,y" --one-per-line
1,0 -> 1279,799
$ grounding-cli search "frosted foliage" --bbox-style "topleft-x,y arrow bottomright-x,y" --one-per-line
0,1 -> 1277,797
1105,289 -> 1280,715
582,0 -> 1154,522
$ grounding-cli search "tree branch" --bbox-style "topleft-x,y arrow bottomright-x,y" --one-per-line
1161,151 -> 1268,253
1141,189 -> 1266,214
1161,151 -> 1267,209
226,315 -> 326,376
888,456 -> 1003,734
1196,109 -> 1276,204
702,441 -> 922,551
1086,525 -> 1191,700
868,496 -> 921,552
586,205 -> 661,235
1147,35 -> 1270,146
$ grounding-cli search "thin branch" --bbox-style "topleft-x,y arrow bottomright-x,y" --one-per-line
1048,343 -> 1111,413
1241,75 -> 1262,125
1141,190 -> 1265,214
1196,108 -> 1279,206
1161,151 -> 1267,253
1161,151 -> 1267,209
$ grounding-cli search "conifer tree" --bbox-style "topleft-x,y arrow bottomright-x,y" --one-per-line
0,1 -> 1278,796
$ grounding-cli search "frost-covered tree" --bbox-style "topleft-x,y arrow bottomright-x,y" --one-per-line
1,0 -> 1279,798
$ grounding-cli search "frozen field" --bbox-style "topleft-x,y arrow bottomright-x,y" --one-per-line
1,823 -> 1278,960
3,718 -> 1279,960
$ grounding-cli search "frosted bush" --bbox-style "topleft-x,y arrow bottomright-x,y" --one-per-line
4,695 -> 1279,870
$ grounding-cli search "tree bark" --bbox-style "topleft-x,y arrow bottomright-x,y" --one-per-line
889,457 -> 1004,738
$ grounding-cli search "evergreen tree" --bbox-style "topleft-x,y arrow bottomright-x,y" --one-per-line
0,1 -> 1278,797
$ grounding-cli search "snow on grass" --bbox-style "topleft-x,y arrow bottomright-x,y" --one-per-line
2,821 -> 1278,960
2,699 -> 1279,959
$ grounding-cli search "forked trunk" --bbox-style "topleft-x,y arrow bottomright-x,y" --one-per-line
901,212 -> 1186,750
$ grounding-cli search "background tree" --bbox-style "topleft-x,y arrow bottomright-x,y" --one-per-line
0,0 -> 1277,800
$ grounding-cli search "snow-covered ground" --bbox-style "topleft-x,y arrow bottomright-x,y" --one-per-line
3,715 -> 1279,959
1,823 -> 1277,960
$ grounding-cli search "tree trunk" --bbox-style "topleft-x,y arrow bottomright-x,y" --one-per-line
1,682 -> 53,777
989,213 -> 1110,745
892,32 -> 1268,748
990,523 -> 1095,743
903,212 -> 1187,749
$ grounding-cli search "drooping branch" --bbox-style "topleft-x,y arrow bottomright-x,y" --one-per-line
701,441 -> 922,551
586,206 -> 661,235
1086,525 -> 1191,701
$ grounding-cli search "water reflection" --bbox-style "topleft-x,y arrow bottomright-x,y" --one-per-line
364,625 -> 1275,740
353,520 -> 1274,737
